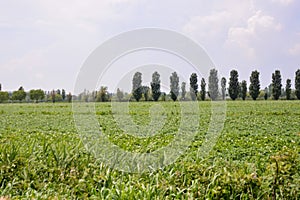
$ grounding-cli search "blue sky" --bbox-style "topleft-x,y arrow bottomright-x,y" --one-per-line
0,0 -> 299,93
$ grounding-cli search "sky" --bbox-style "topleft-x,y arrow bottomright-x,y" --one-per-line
0,0 -> 300,93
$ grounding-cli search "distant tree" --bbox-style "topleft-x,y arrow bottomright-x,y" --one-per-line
268,84 -> 273,98
67,92 -> 72,103
0,91 -> 9,103
238,82 -> 241,98
51,90 -> 56,103
0,83 -> 1,91
229,70 -> 239,100
189,73 -> 198,101
91,91 -> 96,102
29,89 -> 45,103
141,86 -> 150,101
295,69 -> 300,100
151,71 -> 161,101
116,88 -> 124,102
181,82 -> 186,100
132,72 -> 142,102
97,86 -> 109,102
55,94 -> 63,102
161,92 -> 166,101
221,77 -> 226,100
208,69 -> 219,100
285,79 -> 291,100
12,87 -> 26,102
240,80 -> 247,100
264,87 -> 268,100
272,70 -> 282,100
170,72 -> 179,101
62,89 -> 66,101
249,70 -> 260,100
56,89 -> 61,95
161,92 -> 167,101
200,78 -> 206,101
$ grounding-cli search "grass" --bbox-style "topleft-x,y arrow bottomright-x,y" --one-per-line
0,101 -> 299,199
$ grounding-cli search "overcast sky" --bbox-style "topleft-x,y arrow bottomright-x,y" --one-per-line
0,0 -> 299,93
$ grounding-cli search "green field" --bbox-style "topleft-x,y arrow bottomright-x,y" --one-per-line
0,101 -> 299,199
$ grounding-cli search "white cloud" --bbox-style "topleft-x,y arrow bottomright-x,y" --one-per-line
183,11 -> 232,40
225,11 -> 282,59
289,43 -> 300,56
1,50 -> 45,72
270,0 -> 294,6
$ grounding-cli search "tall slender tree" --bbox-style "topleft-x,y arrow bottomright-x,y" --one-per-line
208,69 -> 219,100
240,80 -> 247,100
264,87 -> 268,100
249,70 -> 260,100
272,70 -> 282,100
67,92 -> 72,103
285,79 -> 291,100
62,89 -> 66,101
229,70 -> 239,100
141,86 -> 150,101
51,90 -> 56,103
170,72 -> 179,101
200,78 -> 206,101
151,71 -> 161,101
295,69 -> 300,100
221,77 -> 226,100
117,88 -> 124,101
181,82 -> 186,100
132,72 -> 142,102
189,73 -> 198,101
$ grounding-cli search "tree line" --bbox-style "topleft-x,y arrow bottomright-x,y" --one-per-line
0,86 -> 72,103
0,68 -> 299,103
129,68 -> 300,101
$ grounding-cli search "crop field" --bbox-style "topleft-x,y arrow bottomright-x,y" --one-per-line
0,101 -> 300,199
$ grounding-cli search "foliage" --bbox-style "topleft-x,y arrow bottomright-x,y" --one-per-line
229,70 -> 239,100
240,80 -> 247,100
208,69 -> 219,101
132,72 -> 142,102
141,86 -> 150,101
49,91 -> 63,103
189,73 -> 198,101
62,89 -> 66,101
249,70 -> 261,100
170,72 -> 179,101
200,78 -> 206,101
151,71 -> 161,101
295,69 -> 300,100
272,70 -> 282,100
56,89 -> 61,95
67,92 -> 72,103
96,86 -> 109,102
221,77 -> 226,100
285,79 -> 291,100
264,87 -> 268,100
29,89 -> 45,103
181,82 -> 186,100
116,88 -> 124,102
0,102 -> 299,198
12,87 -> 26,102
0,91 -> 9,103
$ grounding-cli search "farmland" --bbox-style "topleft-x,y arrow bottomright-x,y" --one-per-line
0,101 -> 299,199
